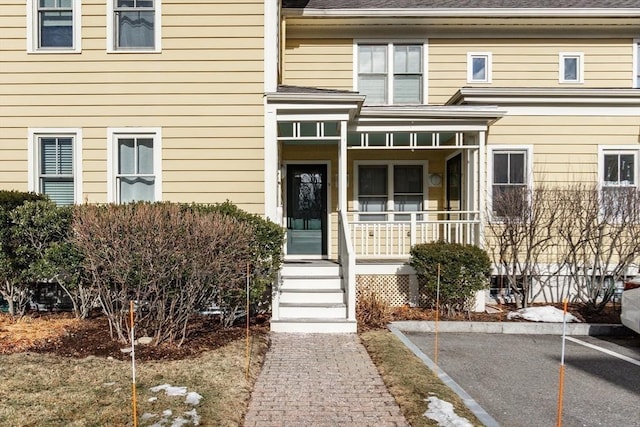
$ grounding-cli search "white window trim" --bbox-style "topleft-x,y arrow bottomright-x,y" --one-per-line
559,52 -> 584,84
633,39 -> 640,89
598,145 -> 638,187
27,0 -> 82,54
107,127 -> 162,203
353,39 -> 429,105
487,145 -> 533,220
353,160 -> 429,220
467,52 -> 493,83
28,128 -> 83,204
106,0 -> 162,53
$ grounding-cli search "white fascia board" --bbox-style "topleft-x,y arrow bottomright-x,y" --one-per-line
283,8 -> 640,18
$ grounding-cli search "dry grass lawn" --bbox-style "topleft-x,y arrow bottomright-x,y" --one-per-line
0,315 -> 268,427
361,329 -> 483,427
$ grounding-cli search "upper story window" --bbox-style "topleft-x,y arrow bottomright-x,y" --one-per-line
559,52 -> 584,84
28,129 -> 82,205
27,0 -> 81,53
490,147 -> 531,218
108,128 -> 162,203
467,52 -> 492,83
107,0 -> 161,52
356,42 -> 425,105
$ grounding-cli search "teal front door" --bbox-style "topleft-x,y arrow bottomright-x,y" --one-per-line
286,164 -> 327,256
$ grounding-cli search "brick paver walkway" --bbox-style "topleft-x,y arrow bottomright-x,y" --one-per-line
244,333 -> 410,427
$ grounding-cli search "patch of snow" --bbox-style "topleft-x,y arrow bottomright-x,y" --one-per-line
184,409 -> 200,426
423,396 -> 473,427
162,409 -> 173,417
102,382 -> 116,387
150,384 -> 188,397
185,392 -> 203,406
141,413 -> 156,421
170,417 -> 189,427
148,396 -> 158,402
507,306 -> 580,323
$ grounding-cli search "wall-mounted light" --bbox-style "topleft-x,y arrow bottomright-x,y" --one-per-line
429,173 -> 442,187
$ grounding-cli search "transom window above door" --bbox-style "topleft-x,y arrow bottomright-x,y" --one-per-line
356,43 -> 425,105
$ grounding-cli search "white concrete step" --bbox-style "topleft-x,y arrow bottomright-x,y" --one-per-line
281,263 -> 340,278
270,318 -> 357,333
280,276 -> 342,290
279,289 -> 345,304
278,302 -> 347,319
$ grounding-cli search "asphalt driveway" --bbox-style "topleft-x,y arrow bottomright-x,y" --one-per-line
398,330 -> 640,427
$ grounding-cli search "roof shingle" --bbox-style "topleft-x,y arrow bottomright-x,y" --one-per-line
283,0 -> 640,9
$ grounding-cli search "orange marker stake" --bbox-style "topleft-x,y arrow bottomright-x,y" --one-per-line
556,299 -> 568,427
245,263 -> 251,380
130,301 -> 138,427
434,263 -> 441,368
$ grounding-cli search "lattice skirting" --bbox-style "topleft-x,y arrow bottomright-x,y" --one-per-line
356,274 -> 411,307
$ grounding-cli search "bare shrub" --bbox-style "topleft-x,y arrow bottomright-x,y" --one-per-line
357,290 -> 391,330
72,203 -> 254,346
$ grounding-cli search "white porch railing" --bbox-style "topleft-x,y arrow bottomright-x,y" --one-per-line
338,210 -> 356,322
349,211 -> 480,258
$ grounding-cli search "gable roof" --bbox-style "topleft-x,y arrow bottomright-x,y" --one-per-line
282,0 -> 640,8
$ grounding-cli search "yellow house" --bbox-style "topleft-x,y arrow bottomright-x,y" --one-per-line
2,1 -> 640,332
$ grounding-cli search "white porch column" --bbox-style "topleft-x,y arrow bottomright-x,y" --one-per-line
478,130 -> 487,248
264,105 -> 279,222
339,120 -> 348,211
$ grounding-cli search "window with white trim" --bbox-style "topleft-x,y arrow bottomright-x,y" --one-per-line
357,43 -> 424,105
559,52 -> 584,83
27,0 -> 81,53
29,129 -> 82,205
601,150 -> 637,218
109,129 -> 162,203
467,52 -> 492,83
491,149 -> 530,217
356,163 -> 425,221
108,0 -> 160,51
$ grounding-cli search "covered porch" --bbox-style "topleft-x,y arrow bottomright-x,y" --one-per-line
265,87 -> 504,332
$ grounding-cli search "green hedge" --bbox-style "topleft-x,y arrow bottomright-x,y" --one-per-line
410,241 -> 491,315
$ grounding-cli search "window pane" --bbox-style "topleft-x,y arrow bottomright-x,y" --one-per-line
42,179 -> 74,205
40,138 -> 58,174
493,185 -> 526,217
359,166 -> 387,196
564,57 -> 578,81
493,153 -> 509,184
394,75 -> 421,104
604,154 -> 619,182
117,11 -> 154,48
394,46 -> 408,73
406,46 -> 422,73
359,75 -> 386,104
59,0 -> 72,7
40,11 -> 73,48
510,153 -> 525,184
120,177 -> 155,203
58,137 -> 73,174
359,196 -> 387,212
371,46 -> 386,73
137,138 -> 154,174
118,139 -> 135,174
395,195 -> 422,212
620,154 -> 635,184
472,57 -> 487,81
394,165 -> 422,193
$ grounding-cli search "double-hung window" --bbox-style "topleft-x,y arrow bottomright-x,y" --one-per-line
108,0 -> 160,52
108,128 -> 162,203
27,0 -> 81,53
559,52 -> 584,83
601,150 -> 637,219
467,52 -> 492,83
491,149 -> 530,218
357,43 -> 425,105
29,129 -> 82,205
357,163 -> 425,221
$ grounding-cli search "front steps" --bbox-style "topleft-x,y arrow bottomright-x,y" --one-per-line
270,261 -> 357,333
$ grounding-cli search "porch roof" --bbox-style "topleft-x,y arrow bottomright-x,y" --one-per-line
447,87 -> 640,106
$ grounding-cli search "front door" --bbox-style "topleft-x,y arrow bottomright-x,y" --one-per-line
286,164 -> 328,256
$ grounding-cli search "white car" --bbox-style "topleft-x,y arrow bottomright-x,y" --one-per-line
621,279 -> 640,334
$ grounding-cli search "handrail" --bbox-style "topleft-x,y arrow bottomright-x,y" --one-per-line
338,210 -> 356,322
